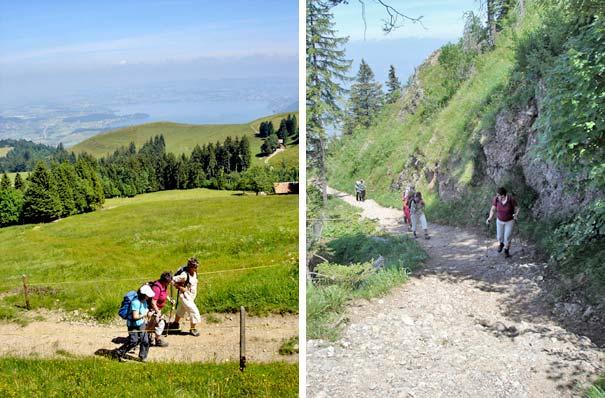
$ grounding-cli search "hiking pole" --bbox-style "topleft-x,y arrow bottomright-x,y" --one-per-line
164,284 -> 175,337
484,212 -> 491,258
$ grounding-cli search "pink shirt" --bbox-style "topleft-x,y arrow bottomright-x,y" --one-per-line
151,281 -> 168,310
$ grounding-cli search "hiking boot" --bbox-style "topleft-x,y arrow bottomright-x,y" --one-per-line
504,248 -> 511,258
168,321 -> 180,331
424,234 -> 430,240
497,242 -> 504,253
190,329 -> 200,337
413,232 -> 418,239
155,338 -> 169,347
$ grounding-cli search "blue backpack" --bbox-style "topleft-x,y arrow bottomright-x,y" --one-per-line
118,290 -> 138,320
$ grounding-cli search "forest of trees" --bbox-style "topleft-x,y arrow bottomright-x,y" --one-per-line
0,139 -> 58,172
259,114 -> 298,155
0,126 -> 299,227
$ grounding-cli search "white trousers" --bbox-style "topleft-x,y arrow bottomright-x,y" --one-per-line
496,219 -> 514,246
176,294 -> 201,325
411,212 -> 427,232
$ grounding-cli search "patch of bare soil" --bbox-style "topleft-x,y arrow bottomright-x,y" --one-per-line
0,312 -> 297,363
307,188 -> 605,398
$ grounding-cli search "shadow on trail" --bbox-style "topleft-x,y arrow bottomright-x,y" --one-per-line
403,223 -> 605,393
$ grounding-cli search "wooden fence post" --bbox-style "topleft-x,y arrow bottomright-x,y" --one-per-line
22,275 -> 30,310
239,306 -> 246,371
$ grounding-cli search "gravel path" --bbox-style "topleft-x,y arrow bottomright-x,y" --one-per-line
307,188 -> 604,397
0,311 -> 297,363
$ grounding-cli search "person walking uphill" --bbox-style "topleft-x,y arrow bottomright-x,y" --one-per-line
115,284 -> 155,362
486,187 -> 519,258
359,179 -> 366,202
171,257 -> 202,336
147,272 -> 175,347
402,186 -> 415,230
410,191 -> 430,239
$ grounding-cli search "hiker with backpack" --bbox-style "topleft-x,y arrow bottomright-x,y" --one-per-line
359,180 -> 366,202
170,257 -> 202,337
355,180 -> 362,201
410,191 -> 430,239
486,187 -> 519,258
146,272 -> 175,347
114,284 -> 155,362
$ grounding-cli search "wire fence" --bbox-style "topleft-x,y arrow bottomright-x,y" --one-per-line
0,263 -> 297,337
0,263 -> 289,290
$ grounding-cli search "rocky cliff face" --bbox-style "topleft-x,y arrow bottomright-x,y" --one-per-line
480,96 -> 602,218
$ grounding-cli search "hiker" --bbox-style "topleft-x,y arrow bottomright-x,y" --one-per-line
486,187 -> 519,258
355,180 -> 361,201
115,284 -> 155,362
171,257 -> 202,336
146,272 -> 175,347
359,180 -> 366,202
410,191 -> 430,239
402,186 -> 414,229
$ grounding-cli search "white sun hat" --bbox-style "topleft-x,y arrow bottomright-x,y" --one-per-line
139,284 -> 155,298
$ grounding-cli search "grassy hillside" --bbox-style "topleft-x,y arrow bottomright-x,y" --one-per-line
328,22 -> 517,210
70,112 -> 298,160
327,0 -> 604,302
268,145 -> 299,169
0,358 -> 297,397
0,189 -> 298,320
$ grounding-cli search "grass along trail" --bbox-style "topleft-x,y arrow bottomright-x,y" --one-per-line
307,188 -> 605,397
0,311 -> 297,363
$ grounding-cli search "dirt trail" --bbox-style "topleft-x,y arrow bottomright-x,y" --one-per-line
307,188 -> 604,398
0,312 -> 297,363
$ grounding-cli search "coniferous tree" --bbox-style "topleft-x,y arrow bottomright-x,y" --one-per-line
22,161 -> 62,223
13,173 -> 24,190
207,143 -> 218,178
266,122 -> 275,138
52,162 -> 76,217
285,114 -> 298,137
188,144 -> 206,188
307,0 -> 351,207
345,59 -> 384,134
0,173 -> 10,191
277,119 -> 289,143
386,65 -> 402,103
0,188 -> 23,227
239,136 -> 252,171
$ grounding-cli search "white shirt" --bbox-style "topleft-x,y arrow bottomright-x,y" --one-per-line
173,270 -> 198,299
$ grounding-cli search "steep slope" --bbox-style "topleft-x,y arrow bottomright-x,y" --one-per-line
328,1 -> 604,304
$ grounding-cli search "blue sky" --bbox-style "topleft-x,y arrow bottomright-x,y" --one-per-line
332,0 -> 479,83
0,0 -> 298,103
1,0 -> 298,66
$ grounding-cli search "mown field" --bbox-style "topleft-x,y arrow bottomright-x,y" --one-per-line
0,358 -> 298,397
70,112 -> 298,161
0,189 -> 298,321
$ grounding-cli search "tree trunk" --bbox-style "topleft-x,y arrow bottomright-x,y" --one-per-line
487,0 -> 496,47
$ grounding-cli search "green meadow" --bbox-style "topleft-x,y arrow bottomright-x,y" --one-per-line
268,146 -> 299,169
70,112 -> 298,161
0,189 -> 298,320
0,358 -> 298,397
